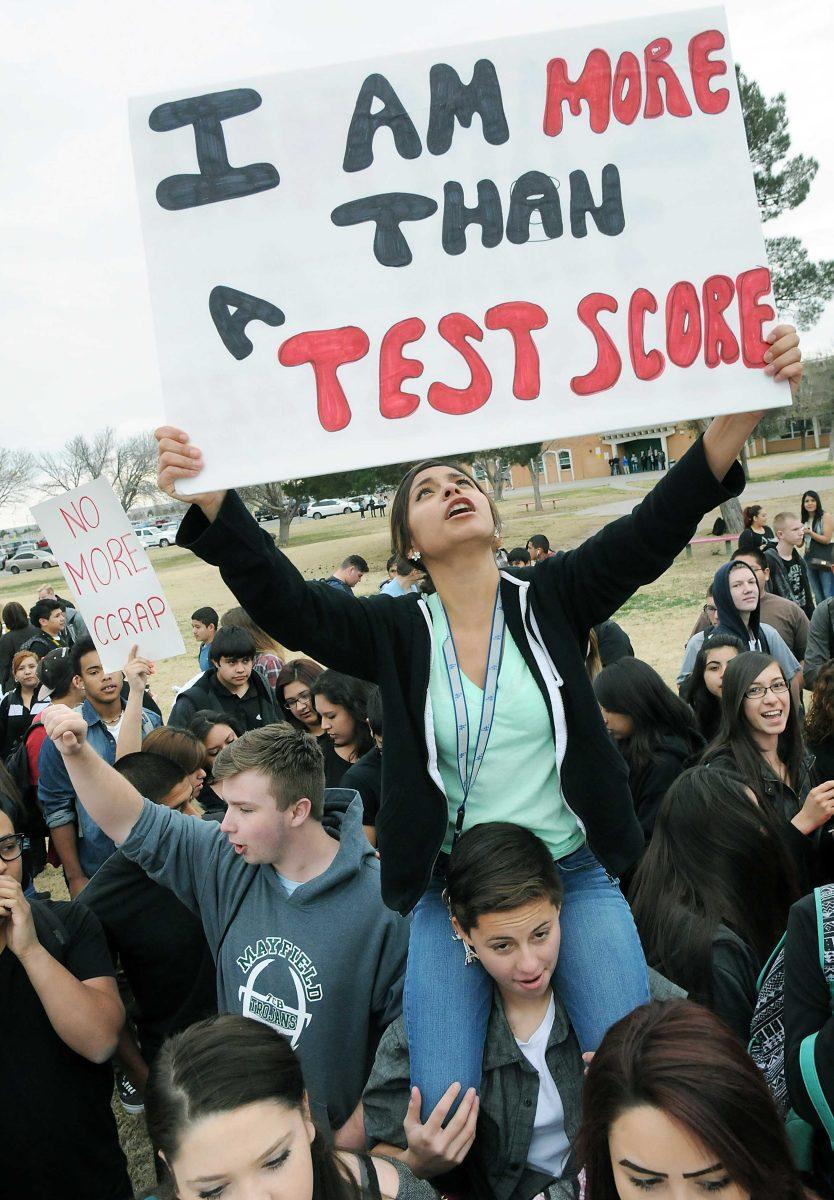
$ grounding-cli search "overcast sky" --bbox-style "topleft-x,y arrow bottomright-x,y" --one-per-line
1,0 -> 832,525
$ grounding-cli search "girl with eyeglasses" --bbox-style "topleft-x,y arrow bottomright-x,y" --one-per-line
702,651 -> 834,887
276,658 -> 326,737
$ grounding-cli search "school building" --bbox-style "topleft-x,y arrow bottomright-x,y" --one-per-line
501,414 -> 827,489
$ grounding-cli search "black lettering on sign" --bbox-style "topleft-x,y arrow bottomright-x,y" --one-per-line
569,165 -> 625,237
149,89 -> 279,210
331,194 -> 438,267
506,172 -> 563,244
342,74 -> 423,173
442,180 -> 503,256
427,59 -> 509,155
209,286 -> 285,360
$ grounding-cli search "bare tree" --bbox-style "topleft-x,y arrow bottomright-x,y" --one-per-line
36,428 -> 158,512
37,429 -> 115,494
112,432 -> 159,511
0,448 -> 36,510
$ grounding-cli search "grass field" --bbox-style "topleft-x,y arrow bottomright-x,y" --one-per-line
9,450 -> 834,1193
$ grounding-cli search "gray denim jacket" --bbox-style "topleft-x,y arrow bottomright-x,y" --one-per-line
363,988 -> 582,1200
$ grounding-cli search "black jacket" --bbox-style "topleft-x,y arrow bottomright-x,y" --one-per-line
0,624 -> 38,690
627,733 -> 703,843
168,667 -> 282,731
765,547 -> 815,619
177,437 -> 743,915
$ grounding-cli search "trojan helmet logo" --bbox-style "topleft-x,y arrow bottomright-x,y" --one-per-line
238,956 -> 314,1048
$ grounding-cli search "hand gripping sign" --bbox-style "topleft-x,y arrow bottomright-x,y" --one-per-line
31,478 -> 185,673
130,6 -> 788,494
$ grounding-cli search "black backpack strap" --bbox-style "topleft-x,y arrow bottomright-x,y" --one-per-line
355,1154 -> 382,1200
216,867 -> 258,957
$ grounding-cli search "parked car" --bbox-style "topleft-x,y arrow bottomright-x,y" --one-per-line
254,507 -> 278,522
133,525 -> 176,549
6,550 -> 58,573
306,498 -> 362,520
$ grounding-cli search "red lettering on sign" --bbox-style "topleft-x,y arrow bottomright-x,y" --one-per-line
379,318 -> 425,419
484,302 -> 548,400
59,495 -> 101,540
278,327 -> 370,431
737,267 -> 775,368
572,294 -> 622,395
688,29 -> 730,114
628,288 -> 665,381
428,313 -> 493,415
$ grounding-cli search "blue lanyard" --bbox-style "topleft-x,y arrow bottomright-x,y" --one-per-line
440,588 -> 506,840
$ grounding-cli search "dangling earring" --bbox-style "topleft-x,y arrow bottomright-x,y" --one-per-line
409,550 -> 421,562
449,917 -> 479,965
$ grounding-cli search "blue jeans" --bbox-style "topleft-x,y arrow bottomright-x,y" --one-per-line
404,843 -> 650,1117
808,564 -> 834,604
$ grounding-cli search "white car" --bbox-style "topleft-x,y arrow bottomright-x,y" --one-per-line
133,525 -> 176,549
306,498 -> 362,519
6,550 -> 58,573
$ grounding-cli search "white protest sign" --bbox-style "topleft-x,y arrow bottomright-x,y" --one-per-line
130,5 -> 787,494
31,479 -> 185,673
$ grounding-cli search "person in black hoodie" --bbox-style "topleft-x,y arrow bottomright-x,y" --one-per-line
594,659 -> 704,843
678,558 -> 801,702
168,625 -> 281,731
154,318 -> 804,1115
0,601 -> 38,691
630,766 -> 800,1041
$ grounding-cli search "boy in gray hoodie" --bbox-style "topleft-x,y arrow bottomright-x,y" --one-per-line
41,706 -> 409,1140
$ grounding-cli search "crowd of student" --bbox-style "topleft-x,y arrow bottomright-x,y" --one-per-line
3,325 -> 834,1199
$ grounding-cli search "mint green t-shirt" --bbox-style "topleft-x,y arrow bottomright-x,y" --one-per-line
426,593 -> 584,859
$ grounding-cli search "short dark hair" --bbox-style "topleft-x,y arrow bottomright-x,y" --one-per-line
366,686 -> 383,738
508,547 -> 531,564
212,724 -> 325,819
2,602 -> 29,631
70,636 -> 98,675
731,546 -> 767,572
191,606 -> 218,627
527,534 -> 550,553
115,752 -> 187,805
385,554 -> 397,572
445,822 -> 564,933
340,554 -> 369,573
394,556 -> 414,576
209,625 -> 256,662
310,671 -> 374,757
189,710 -> 246,743
29,599 -> 61,630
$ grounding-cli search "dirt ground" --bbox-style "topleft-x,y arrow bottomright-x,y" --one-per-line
8,448 -> 833,1193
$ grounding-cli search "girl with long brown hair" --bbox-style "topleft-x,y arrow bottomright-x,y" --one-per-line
577,999 -> 813,1199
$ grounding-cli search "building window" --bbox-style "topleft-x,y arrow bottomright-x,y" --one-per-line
472,463 -> 487,481
557,449 -> 572,471
532,456 -> 545,475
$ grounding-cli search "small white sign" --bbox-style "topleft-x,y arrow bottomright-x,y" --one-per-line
130,6 -> 787,493
31,479 -> 185,673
